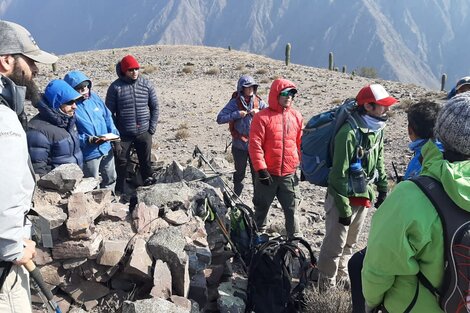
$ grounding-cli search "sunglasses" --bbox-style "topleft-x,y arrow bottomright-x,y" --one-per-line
127,68 -> 140,72
279,91 -> 295,98
63,96 -> 83,106
63,99 -> 77,106
74,83 -> 90,92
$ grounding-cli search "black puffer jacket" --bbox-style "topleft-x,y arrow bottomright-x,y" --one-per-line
27,98 -> 83,175
105,63 -> 159,137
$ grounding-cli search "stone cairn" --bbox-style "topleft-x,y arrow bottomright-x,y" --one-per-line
31,159 -> 247,313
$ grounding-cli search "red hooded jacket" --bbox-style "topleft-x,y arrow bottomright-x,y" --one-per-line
248,79 -> 303,176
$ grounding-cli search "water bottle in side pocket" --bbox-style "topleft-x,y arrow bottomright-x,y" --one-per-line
350,161 -> 367,194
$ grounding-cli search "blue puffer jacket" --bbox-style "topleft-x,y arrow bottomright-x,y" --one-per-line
27,81 -> 83,175
105,63 -> 159,137
64,70 -> 119,161
216,76 -> 268,150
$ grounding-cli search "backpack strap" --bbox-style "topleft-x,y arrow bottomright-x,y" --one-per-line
228,94 -> 260,142
0,94 -> 8,107
409,176 -> 467,303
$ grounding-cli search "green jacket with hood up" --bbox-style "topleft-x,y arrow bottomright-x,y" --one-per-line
327,112 -> 388,218
362,141 -> 470,312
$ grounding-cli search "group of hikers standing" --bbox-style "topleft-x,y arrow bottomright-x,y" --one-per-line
27,54 -> 159,194
218,71 -> 470,311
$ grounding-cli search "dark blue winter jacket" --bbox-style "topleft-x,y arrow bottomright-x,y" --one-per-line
105,63 -> 159,137
27,80 -> 83,175
64,70 -> 119,161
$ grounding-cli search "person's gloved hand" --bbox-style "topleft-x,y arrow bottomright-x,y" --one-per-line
258,169 -> 273,186
338,215 -> 352,226
89,136 -> 106,145
375,191 -> 387,208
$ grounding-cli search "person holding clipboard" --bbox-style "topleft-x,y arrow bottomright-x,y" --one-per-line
64,70 -> 120,190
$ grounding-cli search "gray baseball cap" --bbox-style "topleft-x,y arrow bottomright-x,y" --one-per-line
0,20 -> 58,64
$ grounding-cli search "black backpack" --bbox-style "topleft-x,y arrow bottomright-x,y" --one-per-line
245,237 -> 317,313
409,176 -> 470,312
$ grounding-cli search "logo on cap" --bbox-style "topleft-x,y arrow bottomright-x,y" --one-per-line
28,34 -> 38,48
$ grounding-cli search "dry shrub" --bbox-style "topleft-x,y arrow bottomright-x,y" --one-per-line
141,65 -> 157,74
175,129 -> 190,140
93,80 -> 110,87
256,68 -> 268,75
260,78 -> 270,84
394,98 -> 413,111
303,286 -> 352,313
174,122 -> 190,140
182,66 -> 194,74
205,67 -> 220,75
235,64 -> 244,71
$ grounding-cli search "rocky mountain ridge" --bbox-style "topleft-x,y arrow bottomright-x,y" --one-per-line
2,0 -> 469,89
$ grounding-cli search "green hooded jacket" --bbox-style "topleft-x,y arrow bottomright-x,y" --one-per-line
362,141 -> 470,312
327,113 -> 388,218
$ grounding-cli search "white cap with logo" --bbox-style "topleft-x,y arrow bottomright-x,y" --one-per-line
0,20 -> 58,64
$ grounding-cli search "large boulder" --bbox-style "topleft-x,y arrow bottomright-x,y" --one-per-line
37,163 -> 83,193
147,227 -> 190,297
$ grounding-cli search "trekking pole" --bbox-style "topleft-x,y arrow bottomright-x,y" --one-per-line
24,260 -> 62,313
224,138 -> 232,153
186,170 -> 236,183
192,145 -> 247,206
205,197 -> 248,273
391,161 -> 401,183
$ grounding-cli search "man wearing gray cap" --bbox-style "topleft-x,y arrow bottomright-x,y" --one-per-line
0,20 -> 57,313
361,93 -> 470,312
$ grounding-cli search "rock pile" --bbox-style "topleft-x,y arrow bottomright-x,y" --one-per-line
31,158 -> 242,313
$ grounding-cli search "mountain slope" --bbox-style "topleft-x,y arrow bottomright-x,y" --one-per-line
1,0 -> 468,89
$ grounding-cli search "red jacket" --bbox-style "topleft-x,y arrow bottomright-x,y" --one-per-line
249,79 -> 303,176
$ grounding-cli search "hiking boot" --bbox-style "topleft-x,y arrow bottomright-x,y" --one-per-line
289,232 -> 304,240
143,177 -> 155,186
119,193 -> 131,204
317,272 -> 336,292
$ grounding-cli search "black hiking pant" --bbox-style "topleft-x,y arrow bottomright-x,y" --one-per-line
232,146 -> 255,196
348,247 -> 366,313
115,131 -> 153,193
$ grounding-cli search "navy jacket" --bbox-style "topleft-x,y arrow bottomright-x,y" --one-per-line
105,63 -> 159,137
27,98 -> 83,175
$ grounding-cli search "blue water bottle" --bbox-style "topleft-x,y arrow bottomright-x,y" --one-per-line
350,161 -> 366,194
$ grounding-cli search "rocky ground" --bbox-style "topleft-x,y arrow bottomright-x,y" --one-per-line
28,44 -> 446,311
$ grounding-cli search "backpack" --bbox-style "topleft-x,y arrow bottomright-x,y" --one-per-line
300,98 -> 360,186
409,176 -> 470,312
228,91 -> 260,143
245,237 -> 317,313
223,191 -> 258,266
